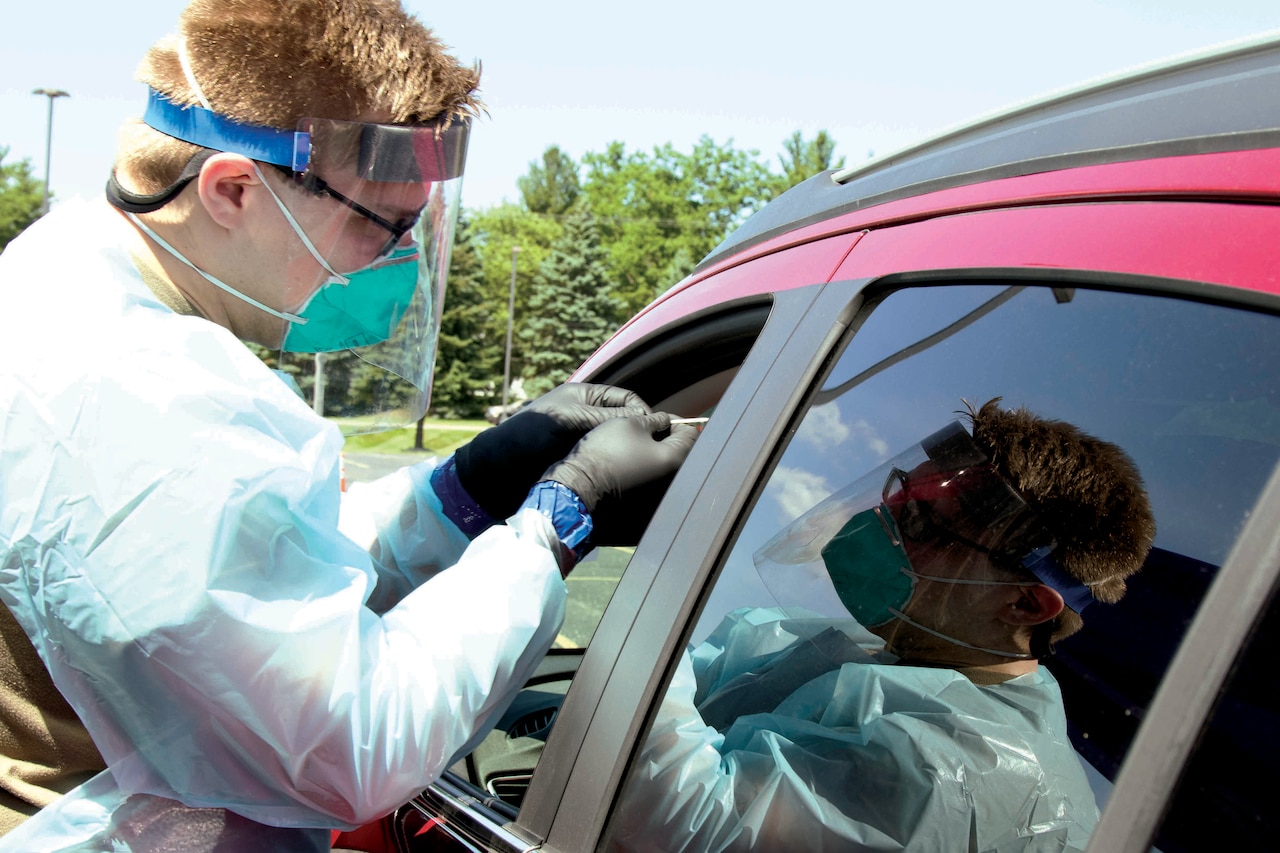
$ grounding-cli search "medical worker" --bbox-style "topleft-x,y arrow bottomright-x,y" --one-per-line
610,399 -> 1155,852
0,1 -> 697,850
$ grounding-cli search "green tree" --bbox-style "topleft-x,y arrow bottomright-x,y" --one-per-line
469,201 -> 564,385
776,130 -> 846,190
581,136 -> 778,315
519,209 -> 622,397
518,145 -> 580,216
0,148 -> 45,251
431,215 -> 504,418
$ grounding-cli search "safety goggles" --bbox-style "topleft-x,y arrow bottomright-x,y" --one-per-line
266,164 -> 420,261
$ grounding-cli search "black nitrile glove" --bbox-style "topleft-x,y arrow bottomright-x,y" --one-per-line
540,413 -> 700,545
454,383 -> 650,520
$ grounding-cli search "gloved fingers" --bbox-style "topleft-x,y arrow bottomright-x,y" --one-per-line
527,383 -> 650,417
575,382 -> 651,414
657,420 -> 701,452
522,384 -> 652,434
579,414 -> 698,546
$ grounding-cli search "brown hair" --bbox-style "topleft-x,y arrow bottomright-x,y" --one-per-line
966,398 -> 1156,642
117,0 -> 481,193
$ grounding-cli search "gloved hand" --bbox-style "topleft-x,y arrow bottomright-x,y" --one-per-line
454,383 -> 650,520
540,413 -> 700,546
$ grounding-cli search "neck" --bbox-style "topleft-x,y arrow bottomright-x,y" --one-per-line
876,613 -> 1039,674
116,205 -> 224,322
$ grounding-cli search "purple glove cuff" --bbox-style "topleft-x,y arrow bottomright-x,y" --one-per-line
522,481 -> 594,566
430,455 -> 499,539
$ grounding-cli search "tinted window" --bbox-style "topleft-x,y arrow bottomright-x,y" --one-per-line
606,282 -> 1280,851
1154,583 -> 1280,851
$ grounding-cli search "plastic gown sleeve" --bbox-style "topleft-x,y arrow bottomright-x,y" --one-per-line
609,608 -> 1099,852
337,458 -> 475,614
0,320 -> 567,837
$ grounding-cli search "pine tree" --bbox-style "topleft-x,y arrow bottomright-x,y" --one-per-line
432,216 -> 504,417
519,210 -> 622,397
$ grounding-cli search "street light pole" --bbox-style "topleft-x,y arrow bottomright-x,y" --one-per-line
32,88 -> 70,215
502,245 -> 520,413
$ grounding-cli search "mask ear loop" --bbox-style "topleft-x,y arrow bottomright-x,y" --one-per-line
251,164 -> 351,286
124,212 -> 305,324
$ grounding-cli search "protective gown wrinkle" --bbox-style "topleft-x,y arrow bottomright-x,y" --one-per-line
611,607 -> 1098,852
0,199 -> 567,850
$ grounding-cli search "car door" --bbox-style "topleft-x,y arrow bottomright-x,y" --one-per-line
388,212 -> 1280,853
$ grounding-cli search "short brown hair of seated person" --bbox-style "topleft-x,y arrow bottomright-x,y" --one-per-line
966,397 -> 1157,645
116,0 -> 482,195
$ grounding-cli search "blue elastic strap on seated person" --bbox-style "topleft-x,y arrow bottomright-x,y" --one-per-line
143,88 -> 310,171
1021,545 -> 1094,613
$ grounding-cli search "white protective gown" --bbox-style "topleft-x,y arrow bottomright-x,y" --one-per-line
611,607 -> 1100,852
0,199 -> 567,851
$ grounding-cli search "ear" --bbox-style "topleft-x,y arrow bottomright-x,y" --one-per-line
998,583 -> 1065,626
196,154 -> 262,229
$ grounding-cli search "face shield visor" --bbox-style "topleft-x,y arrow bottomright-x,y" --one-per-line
122,90 -> 469,433
754,421 -> 1095,634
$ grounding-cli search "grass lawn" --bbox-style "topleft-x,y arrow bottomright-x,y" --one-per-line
336,417 -> 489,458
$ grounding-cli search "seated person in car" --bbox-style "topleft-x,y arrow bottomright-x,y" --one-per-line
611,398 -> 1155,852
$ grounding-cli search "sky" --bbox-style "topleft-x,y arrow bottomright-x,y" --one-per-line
4,1 -> 1280,213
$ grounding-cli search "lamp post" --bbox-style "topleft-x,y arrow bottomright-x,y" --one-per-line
32,88 -> 70,215
501,245 -> 521,413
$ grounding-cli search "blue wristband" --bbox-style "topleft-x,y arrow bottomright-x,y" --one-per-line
430,455 -> 499,539
522,481 -> 594,565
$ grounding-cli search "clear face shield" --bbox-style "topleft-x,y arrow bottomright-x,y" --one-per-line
264,116 -> 468,433
118,90 -> 469,433
754,422 -> 1089,654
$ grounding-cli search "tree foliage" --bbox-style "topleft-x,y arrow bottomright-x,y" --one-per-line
0,148 -> 44,252
432,215 -> 504,418
581,136 -> 779,315
468,201 -> 565,387
518,209 -> 623,397
517,145 -> 580,216
777,130 -> 847,190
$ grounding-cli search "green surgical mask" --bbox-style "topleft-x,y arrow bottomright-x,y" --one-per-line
279,246 -> 419,353
820,503 -> 914,627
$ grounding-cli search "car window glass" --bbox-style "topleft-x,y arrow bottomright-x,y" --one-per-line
446,308 -> 769,812
556,545 -> 632,648
1153,581 -> 1280,851
606,281 -> 1280,851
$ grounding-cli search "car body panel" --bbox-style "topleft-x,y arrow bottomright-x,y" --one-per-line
573,233 -> 859,380
833,200 -> 1280,293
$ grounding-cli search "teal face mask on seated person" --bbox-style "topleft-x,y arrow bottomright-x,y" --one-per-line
820,504 -> 914,628
279,245 -> 419,353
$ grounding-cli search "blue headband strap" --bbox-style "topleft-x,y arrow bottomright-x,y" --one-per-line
1021,545 -> 1094,613
143,88 -> 310,171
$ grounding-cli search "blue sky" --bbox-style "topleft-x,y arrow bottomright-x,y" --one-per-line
3,1 -> 1279,212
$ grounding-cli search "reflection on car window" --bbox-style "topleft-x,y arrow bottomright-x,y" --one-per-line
607,282 -> 1280,851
